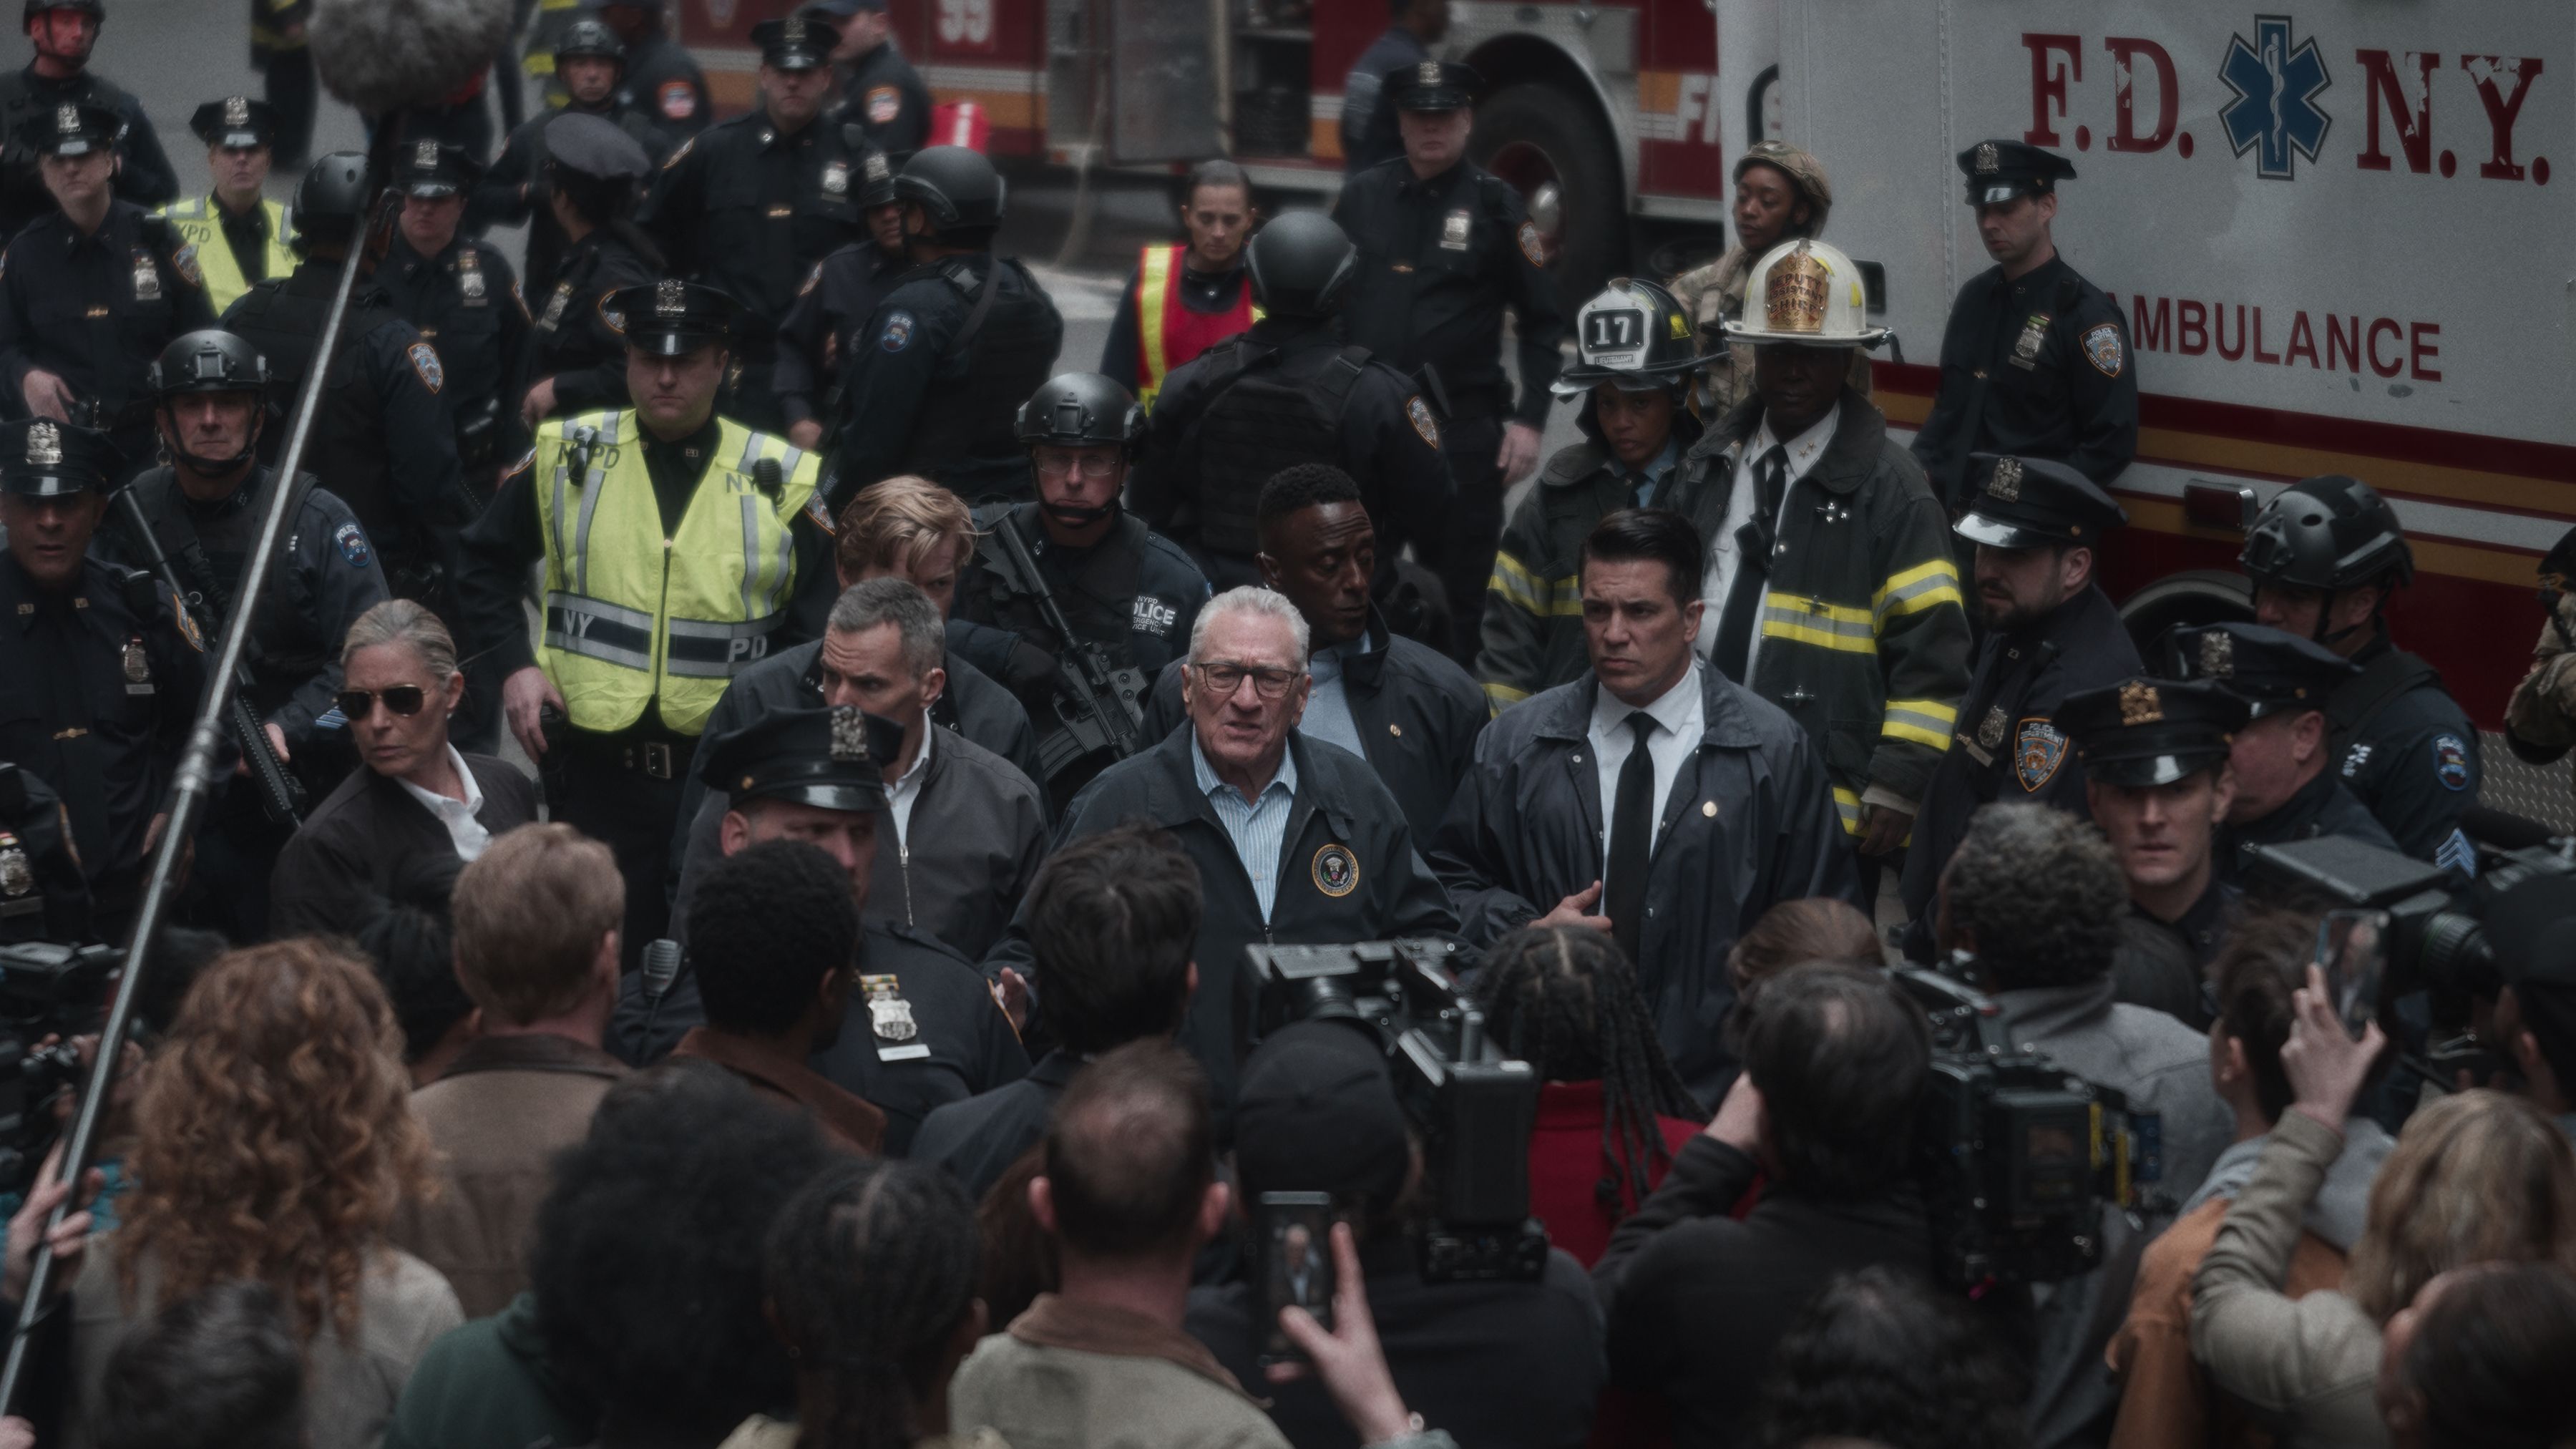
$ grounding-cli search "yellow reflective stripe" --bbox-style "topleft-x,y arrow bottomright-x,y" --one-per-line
1483,680 -> 1530,715
1831,785 -> 1863,834
1760,592 -> 1878,655
1882,698 -> 1958,751
1873,557 -> 1966,625
1136,245 -> 1175,405
1488,552 -> 1583,618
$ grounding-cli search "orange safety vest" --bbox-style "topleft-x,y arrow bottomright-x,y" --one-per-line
1134,243 -> 1259,408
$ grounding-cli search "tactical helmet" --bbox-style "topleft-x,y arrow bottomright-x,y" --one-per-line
1015,372 -> 1144,452
1244,212 -> 1357,319
1551,278 -> 1702,399
148,330 -> 268,397
2240,474 -> 2414,594
554,16 -> 626,64
892,145 -> 1005,236
290,151 -> 374,248
1724,238 -> 1888,348
22,0 -> 102,23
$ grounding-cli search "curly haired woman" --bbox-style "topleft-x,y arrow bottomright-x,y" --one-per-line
63,938 -> 460,1449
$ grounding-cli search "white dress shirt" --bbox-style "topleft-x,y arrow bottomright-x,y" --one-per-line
887,721 -> 934,849
1587,661 -> 1705,857
1697,403 -> 1840,673
395,744 -> 491,862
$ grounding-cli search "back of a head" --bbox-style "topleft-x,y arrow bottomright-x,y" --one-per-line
94,1280 -> 305,1449
691,837 -> 860,1036
1746,1266 -> 2030,1449
1740,965 -> 1930,1199
451,822 -> 624,1028
1728,897 -> 1885,1004
1028,824 -> 1199,1055
2207,907 -> 2329,1124
1942,804 -> 2125,990
1232,1020 -> 1415,1234
356,848 -> 473,1065
2348,1088 -> 2576,1322
1244,210 -> 1357,318
2402,1264 -> 2576,1449
1043,1040 -> 1215,1263
765,1160 -> 984,1449
1478,926 -> 1700,1126
535,1062 -> 839,1440
835,473 -> 976,582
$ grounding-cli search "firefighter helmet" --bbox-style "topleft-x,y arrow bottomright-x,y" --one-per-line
1723,238 -> 1888,348
1551,278 -> 1702,399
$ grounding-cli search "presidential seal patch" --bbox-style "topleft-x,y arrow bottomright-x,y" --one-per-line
2082,323 -> 2124,378
867,85 -> 902,125
1312,843 -> 1359,898
1518,220 -> 1546,267
407,341 -> 444,394
2016,719 -> 2068,793
879,309 -> 915,352
2433,733 -> 2472,791
1405,395 -> 1440,448
333,521 -> 371,568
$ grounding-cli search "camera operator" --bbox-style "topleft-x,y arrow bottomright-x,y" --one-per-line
913,824 -> 1200,1201
2058,677 -> 2250,1026
1184,1021 -> 1604,1449
1934,801 -> 2232,1447
1594,964 -> 1933,1449
2489,874 -> 2576,1141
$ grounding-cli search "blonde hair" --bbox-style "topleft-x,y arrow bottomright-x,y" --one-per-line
2345,1089 -> 2576,1323
450,823 -> 625,1026
834,474 -> 977,582
341,597 -> 459,679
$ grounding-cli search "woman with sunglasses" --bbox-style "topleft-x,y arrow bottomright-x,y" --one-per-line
270,600 -> 537,939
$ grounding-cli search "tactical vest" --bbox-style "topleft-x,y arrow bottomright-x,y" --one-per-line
1191,341 -> 1372,556
534,409 -> 820,736
226,274 -> 411,556
121,465 -> 328,708
154,196 -> 296,316
2326,646 -> 2445,756
897,257 -> 1059,483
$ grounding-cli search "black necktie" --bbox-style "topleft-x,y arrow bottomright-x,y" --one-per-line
1626,469 -> 1654,511
1712,444 -> 1787,683
1603,711 -> 1658,964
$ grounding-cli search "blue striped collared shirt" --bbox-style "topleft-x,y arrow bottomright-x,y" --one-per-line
1193,731 -> 1300,922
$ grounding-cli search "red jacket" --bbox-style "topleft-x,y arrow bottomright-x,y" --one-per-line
1527,1080 -> 1700,1268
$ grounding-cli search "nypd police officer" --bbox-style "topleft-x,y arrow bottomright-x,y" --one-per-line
0,417 -> 201,944
157,96 -> 296,316
0,102 -> 211,471
640,13 -> 875,434
817,0 -> 932,155
1909,140 -> 2137,515
1898,454 -> 2145,955
2241,473 -> 2482,869
97,330 -> 389,939
0,0 -> 176,238
828,145 -> 1065,504
775,148 -> 904,453
457,280 -> 832,963
1332,59 -> 1566,660
473,15 -> 668,291
517,111 -> 662,425
377,141 -> 532,497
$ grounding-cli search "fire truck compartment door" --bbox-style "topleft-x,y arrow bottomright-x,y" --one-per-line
1108,0 -> 1220,162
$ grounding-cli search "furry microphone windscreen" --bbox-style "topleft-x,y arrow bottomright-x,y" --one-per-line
308,0 -> 514,114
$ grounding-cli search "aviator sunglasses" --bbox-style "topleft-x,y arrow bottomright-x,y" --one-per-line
335,685 -> 429,721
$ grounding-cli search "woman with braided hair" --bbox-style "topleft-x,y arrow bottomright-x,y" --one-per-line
721,1158 -> 1006,1449
1476,925 -> 1707,1267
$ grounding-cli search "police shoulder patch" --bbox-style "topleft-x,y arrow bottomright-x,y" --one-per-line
867,84 -> 902,125
2433,733 -> 2472,791
170,242 -> 202,288
1312,842 -> 1360,898
878,308 -> 915,353
1516,220 -> 1546,268
597,294 -> 628,335
2082,322 -> 2124,378
803,492 -> 837,536
170,597 -> 203,651
797,262 -> 821,298
407,340 -> 444,394
333,520 -> 372,568
2015,718 -> 2069,793
1405,394 -> 1440,449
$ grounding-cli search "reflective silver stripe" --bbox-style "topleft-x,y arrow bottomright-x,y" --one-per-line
1759,602 -> 1876,645
1884,703 -> 1955,739
549,424 -> 572,571
774,444 -> 805,478
738,494 -> 762,620
665,611 -> 786,678
542,590 -> 657,670
737,431 -> 765,473
771,503 -> 794,615
571,412 -> 621,597
666,613 -> 784,640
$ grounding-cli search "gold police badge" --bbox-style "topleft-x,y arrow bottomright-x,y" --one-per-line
2119,680 -> 2163,726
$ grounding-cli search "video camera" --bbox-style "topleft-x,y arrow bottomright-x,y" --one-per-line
1896,968 -> 2160,1287
1244,939 -> 1548,1284
0,761 -> 119,1196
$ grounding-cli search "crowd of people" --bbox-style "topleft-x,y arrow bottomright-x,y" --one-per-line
1,0 -> 2575,1446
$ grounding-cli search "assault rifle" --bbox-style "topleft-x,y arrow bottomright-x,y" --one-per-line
979,511 -> 1147,784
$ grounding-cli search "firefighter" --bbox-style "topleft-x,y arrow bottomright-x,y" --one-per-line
777,149 -> 905,452
1130,211 -> 1448,599
814,0 -> 932,155
0,0 -> 176,238
1909,139 -> 2137,517
1336,0 -> 1447,175
376,141 -> 532,501
455,280 -> 834,965
156,97 -> 296,316
517,112 -> 661,425
1098,158 -> 1258,405
1663,140 -> 1868,419
827,145 -> 1065,505
1333,59 -> 1566,664
640,13 -> 877,434
472,16 -> 669,292
591,0 -> 708,138
1897,454 -> 2143,957
2241,473 -> 2482,871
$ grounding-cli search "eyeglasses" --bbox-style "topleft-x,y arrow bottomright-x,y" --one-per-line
334,685 -> 428,721
1193,661 -> 1302,699
1030,449 -> 1121,479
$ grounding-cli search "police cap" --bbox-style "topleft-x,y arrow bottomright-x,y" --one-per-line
148,329 -> 268,399
750,13 -> 838,71
1245,210 -> 1357,318
0,419 -> 117,498
189,95 -> 278,151
1958,138 -> 2076,206
544,109 -> 653,182
894,145 -> 1005,235
1016,372 -> 1143,452
610,279 -> 738,355
2059,677 -> 2250,789
18,101 -> 120,159
698,703 -> 904,814
394,139 -> 482,198
2240,474 -> 2414,594
2165,621 -> 2360,720
1955,454 -> 2126,550
553,16 -> 625,64
1389,59 -> 1480,113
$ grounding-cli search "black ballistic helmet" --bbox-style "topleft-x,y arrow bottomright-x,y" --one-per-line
291,150 -> 373,249
1016,372 -> 1143,452
553,16 -> 626,64
149,330 -> 268,398
893,145 -> 1005,237
1246,211 -> 1357,318
22,0 -> 102,21
2240,474 -> 2415,593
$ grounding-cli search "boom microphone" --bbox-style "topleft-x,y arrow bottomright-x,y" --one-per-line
308,0 -> 514,114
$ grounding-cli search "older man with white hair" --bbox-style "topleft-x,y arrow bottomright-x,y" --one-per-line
982,584 -> 1458,1131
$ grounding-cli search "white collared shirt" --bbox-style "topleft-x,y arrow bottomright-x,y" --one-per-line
887,721 -> 935,849
1697,404 -> 1840,673
395,744 -> 490,862
1587,662 -> 1704,857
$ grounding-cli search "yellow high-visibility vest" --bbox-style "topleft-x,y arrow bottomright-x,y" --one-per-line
155,195 -> 296,316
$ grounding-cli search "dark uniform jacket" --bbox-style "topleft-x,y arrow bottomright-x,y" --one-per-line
522,229 -> 658,418
2219,766 -> 2401,889
469,99 -> 669,288
1898,583 -> 2142,956
1139,608 -> 1486,842
1332,157 -> 1564,429
640,110 -> 874,353
0,550 -> 203,898
269,752 -> 539,939
2328,634 -> 2482,867
2114,876 -> 2234,1028
1335,27 -> 1428,174
98,465 -> 389,744
828,252 -> 1065,503
0,202 -> 212,455
911,1044 -> 1080,1200
0,65 -> 177,237
1910,251 -> 2138,509
1679,391 -> 1974,832
619,30 -> 712,139
376,233 -> 532,477
1431,667 -> 1855,1103
834,40 -> 933,154
774,239 -> 902,431
982,726 -> 1460,1131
